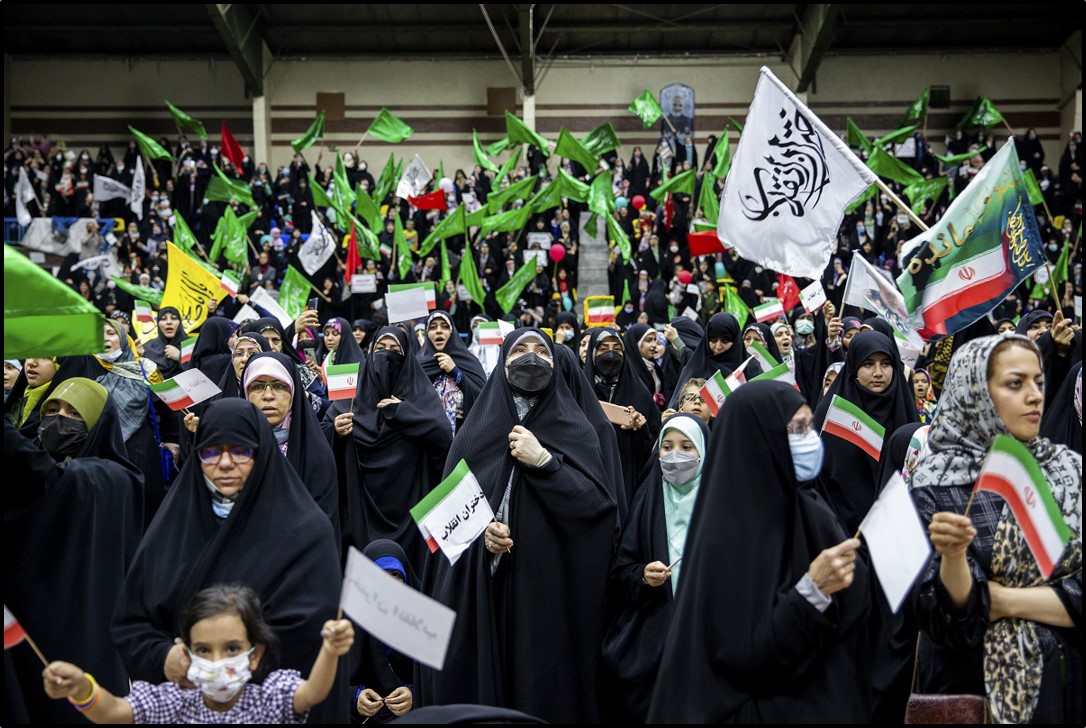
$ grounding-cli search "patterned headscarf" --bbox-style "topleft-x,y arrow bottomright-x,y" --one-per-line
909,335 -> 1082,724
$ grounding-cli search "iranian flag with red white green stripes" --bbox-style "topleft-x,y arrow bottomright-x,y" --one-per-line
697,356 -> 753,416
476,322 -> 504,346
585,296 -> 615,325
821,394 -> 885,460
179,337 -> 197,365
752,298 -> 784,323
149,369 -> 222,411
974,435 -> 1071,579
410,459 -> 494,565
324,362 -> 360,401
752,361 -> 799,390
747,340 -> 779,372
134,300 -> 155,325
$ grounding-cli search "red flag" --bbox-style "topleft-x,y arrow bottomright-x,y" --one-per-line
776,274 -> 801,313
344,223 -> 361,285
408,190 -> 447,211
220,121 -> 245,168
4,606 -> 27,649
687,230 -> 727,258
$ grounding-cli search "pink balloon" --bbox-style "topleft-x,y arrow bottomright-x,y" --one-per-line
548,244 -> 566,262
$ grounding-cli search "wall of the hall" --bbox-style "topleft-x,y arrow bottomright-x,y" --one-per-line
8,49 -> 1074,174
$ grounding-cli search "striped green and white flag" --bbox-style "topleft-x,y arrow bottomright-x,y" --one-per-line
134,300 -> 155,325
410,459 -> 494,565
822,394 -> 885,460
698,356 -> 753,416
974,435 -> 1071,579
179,337 -> 197,365
747,340 -> 779,372
324,362 -> 360,401
150,369 -> 221,411
752,361 -> 798,390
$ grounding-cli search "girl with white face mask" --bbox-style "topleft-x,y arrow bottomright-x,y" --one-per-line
43,583 -> 354,723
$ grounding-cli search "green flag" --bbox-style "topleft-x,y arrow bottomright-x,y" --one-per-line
209,207 -> 257,265
394,214 -> 412,279
478,205 -> 533,237
729,116 -> 745,134
1051,242 -> 1070,295
128,125 -> 175,162
934,147 -> 988,166
628,89 -> 663,128
845,184 -> 878,214
902,176 -> 948,214
353,217 -> 381,260
621,278 -> 632,306
710,130 -> 731,178
505,111 -> 551,156
465,206 -> 488,229
207,162 -> 255,207
495,259 -> 537,314
419,205 -> 466,257
846,117 -> 873,153
606,213 -> 631,264
307,173 -> 334,209
486,175 -> 538,213
587,170 -> 615,219
367,108 -> 413,143
494,154 -> 520,187
721,284 -> 751,327
581,123 -> 622,156
874,125 -> 918,148
5,246 -> 105,358
112,276 -> 164,308
278,266 -> 315,319
584,213 -> 599,239
164,100 -> 207,140
554,128 -> 598,172
375,154 -> 397,203
900,87 -> 929,125
1022,168 -> 1045,207
485,136 -> 514,157
291,111 -> 326,154
472,129 -> 499,173
355,185 -> 382,233
439,240 -> 452,285
650,168 -> 696,203
866,147 -> 925,186
457,242 -> 487,305
333,155 -> 353,224
526,169 -> 591,215
698,174 -> 720,225
969,97 -> 1005,129
170,211 -> 200,254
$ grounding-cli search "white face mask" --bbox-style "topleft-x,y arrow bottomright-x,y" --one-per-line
187,648 -> 254,703
788,431 -> 824,481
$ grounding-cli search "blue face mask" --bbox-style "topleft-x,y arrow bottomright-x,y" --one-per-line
788,431 -> 824,481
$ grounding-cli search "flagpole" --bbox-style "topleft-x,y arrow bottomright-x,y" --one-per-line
352,132 -> 370,155
23,633 -> 50,668
1043,258 -> 1063,311
873,178 -> 929,231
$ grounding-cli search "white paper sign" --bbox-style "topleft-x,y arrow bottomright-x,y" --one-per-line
1075,295 -> 1082,320
232,303 -> 260,324
526,232 -> 553,250
681,306 -> 699,322
524,249 -> 547,268
28,252 -> 47,264
685,283 -> 701,296
385,286 -> 429,324
352,274 -> 377,294
340,546 -> 456,670
249,286 -> 294,328
799,279 -> 828,313
858,473 -> 932,613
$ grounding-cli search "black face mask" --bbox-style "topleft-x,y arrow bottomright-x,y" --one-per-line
595,350 -> 624,378
507,353 -> 552,396
39,415 -> 89,459
369,349 -> 405,397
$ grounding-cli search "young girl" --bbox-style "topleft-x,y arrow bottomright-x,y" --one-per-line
43,584 -> 354,724
911,367 -> 937,423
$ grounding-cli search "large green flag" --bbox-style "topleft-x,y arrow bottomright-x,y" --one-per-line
527,169 -> 591,214
128,125 -> 175,162
845,184 -> 878,214
486,176 -> 538,213
846,117 -> 873,153
5,246 -> 105,358
495,259 -> 538,313
903,176 -> 948,214
874,125 -> 918,148
1022,168 -> 1045,207
164,100 -> 207,140
464,206 -> 488,229
650,168 -> 696,203
494,154 -> 520,187
278,265 -> 314,319
112,276 -> 164,308
554,128 -> 598,172
367,108 -> 413,143
291,111 -> 326,154
505,111 -> 551,156
439,240 -> 452,285
355,185 -> 383,233
209,207 -> 258,265
457,242 -> 488,305
968,97 -> 1005,129
900,87 -> 929,125
606,213 -> 631,263
419,205 -> 466,257
934,147 -> 988,166
333,155 -> 353,225
485,136 -> 514,157
472,129 -> 500,173
721,284 -> 751,327
698,174 -> 720,225
581,123 -> 622,156
628,89 -> 663,128
587,171 -> 615,219
207,162 -> 255,207
170,211 -> 201,254
375,154 -> 397,203
352,217 -> 381,260
710,130 -> 731,178
308,173 -> 334,209
866,148 -> 925,186
478,205 -> 533,237
394,214 -> 412,279
1050,242 -> 1070,296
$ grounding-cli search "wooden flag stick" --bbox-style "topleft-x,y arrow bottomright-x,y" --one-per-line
873,177 -> 929,232
24,633 -> 50,668
963,488 -> 978,518
352,131 -> 370,155
1043,258 -> 1063,311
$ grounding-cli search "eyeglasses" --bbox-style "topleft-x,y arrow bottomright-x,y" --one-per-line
679,393 -> 701,404
786,421 -> 814,437
197,445 -> 254,464
248,381 -> 290,395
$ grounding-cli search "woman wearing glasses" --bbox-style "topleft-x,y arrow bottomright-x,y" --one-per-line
111,398 -> 348,723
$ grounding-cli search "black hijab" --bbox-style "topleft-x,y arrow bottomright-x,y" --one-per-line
417,310 -> 487,406
813,331 -> 918,533
667,312 -> 763,407
417,328 -> 618,723
111,399 -> 347,724
623,323 -> 663,398
187,317 -> 233,385
141,306 -> 189,379
1015,309 -> 1052,337
1039,361 -> 1081,454
646,382 -> 871,723
643,280 -> 670,327
554,311 -> 580,348
318,316 -> 365,367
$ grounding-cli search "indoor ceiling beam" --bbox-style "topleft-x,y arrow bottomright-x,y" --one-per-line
788,4 -> 839,93
206,4 -> 267,96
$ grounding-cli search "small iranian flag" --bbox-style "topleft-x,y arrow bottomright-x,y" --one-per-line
752,298 -> 785,323
585,296 -> 615,325
697,356 -> 753,416
325,362 -> 360,401
799,280 -> 828,313
389,282 -> 436,310
747,340 -> 779,372
4,606 -> 27,650
379,241 -> 393,258
822,394 -> 885,460
974,435 -> 1071,579
752,362 -> 799,390
477,322 -> 504,346
179,337 -> 197,365
409,459 -> 495,565
134,300 -> 155,325
150,369 -> 222,411
220,270 -> 240,297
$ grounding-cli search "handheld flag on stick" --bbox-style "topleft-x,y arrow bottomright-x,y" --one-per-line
411,459 -> 495,565
821,394 -> 885,460
584,295 -> 616,326
165,100 -> 207,140
324,362 -> 361,401
150,369 -> 222,410
366,108 -> 414,144
752,298 -> 785,323
220,121 -> 246,168
629,90 -> 664,129
291,111 -> 326,153
128,126 -> 175,162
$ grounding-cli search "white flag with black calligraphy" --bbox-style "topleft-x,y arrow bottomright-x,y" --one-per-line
130,156 -> 146,220
93,175 -> 132,203
395,155 -> 432,201
718,66 -> 876,280
298,210 -> 336,275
